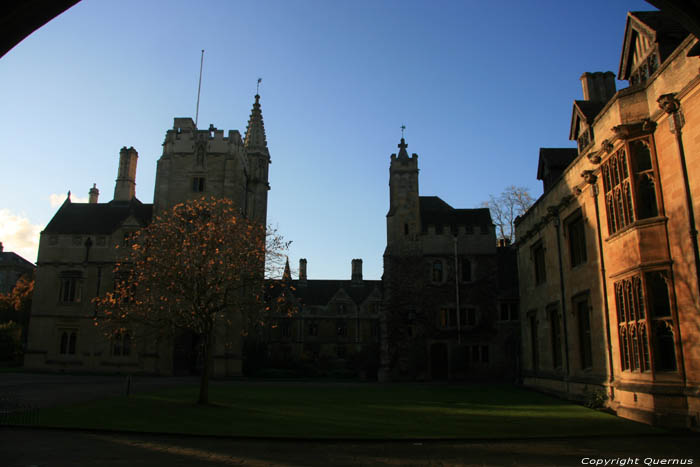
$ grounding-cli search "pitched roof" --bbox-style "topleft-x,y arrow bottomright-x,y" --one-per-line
43,198 -> 153,235
419,196 -> 492,228
0,251 -> 35,269
267,279 -> 382,307
537,148 -> 578,180
619,11 -> 690,80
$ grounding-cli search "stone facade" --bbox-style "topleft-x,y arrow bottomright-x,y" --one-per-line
515,11 -> 700,427
260,258 -> 382,376
381,138 -> 520,381
24,94 -> 271,376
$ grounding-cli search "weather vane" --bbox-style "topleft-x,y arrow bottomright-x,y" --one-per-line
401,124 -> 406,139
257,77 -> 262,94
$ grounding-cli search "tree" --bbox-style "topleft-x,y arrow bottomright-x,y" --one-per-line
0,275 -> 34,343
482,186 -> 535,243
94,197 -> 288,404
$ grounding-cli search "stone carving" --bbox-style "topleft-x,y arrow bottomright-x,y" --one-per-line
657,93 -> 680,114
581,170 -> 597,184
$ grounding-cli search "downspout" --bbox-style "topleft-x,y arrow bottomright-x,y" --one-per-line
549,207 -> 571,382
584,171 -> 615,395
453,235 -> 461,345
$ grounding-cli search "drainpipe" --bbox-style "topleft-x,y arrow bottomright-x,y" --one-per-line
453,235 -> 461,345
549,207 -> 571,381
583,171 -> 615,395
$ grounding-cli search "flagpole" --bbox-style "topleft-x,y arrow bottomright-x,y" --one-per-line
195,49 -> 204,128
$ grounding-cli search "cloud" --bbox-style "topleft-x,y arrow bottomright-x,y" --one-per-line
49,192 -> 89,208
0,209 -> 41,263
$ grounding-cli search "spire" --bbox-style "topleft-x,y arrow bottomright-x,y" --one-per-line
282,257 -> 291,281
244,94 -> 268,153
397,137 -> 409,160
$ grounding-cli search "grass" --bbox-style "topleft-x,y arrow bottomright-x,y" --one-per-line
15,383 -> 663,439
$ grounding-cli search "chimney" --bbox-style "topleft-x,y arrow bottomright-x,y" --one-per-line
580,71 -> 616,103
113,146 -> 138,201
351,258 -> 363,283
0,242 -> 3,253
299,258 -> 307,283
88,183 -> 99,204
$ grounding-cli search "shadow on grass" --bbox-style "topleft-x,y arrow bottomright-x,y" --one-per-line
12,382 -> 665,440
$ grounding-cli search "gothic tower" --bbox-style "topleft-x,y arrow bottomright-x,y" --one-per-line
386,137 -> 421,255
244,94 -> 271,226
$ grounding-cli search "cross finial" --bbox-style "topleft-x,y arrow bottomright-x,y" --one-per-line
401,124 -> 406,139
256,77 -> 262,95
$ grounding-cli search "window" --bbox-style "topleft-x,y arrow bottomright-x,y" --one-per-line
471,345 -> 480,362
336,345 -> 346,359
532,242 -> 546,285
404,223 -> 409,235
567,213 -> 587,267
59,271 -> 82,303
59,330 -> 77,355
281,320 -> 291,337
192,177 -> 205,192
615,272 -> 676,373
431,260 -> 443,283
307,321 -> 318,337
602,138 -> 659,235
337,303 -> 347,314
574,295 -> 593,370
549,305 -> 562,369
529,312 -> 539,371
336,320 -> 347,337
112,331 -> 131,357
461,258 -> 472,282
481,345 -> 489,364
466,307 -> 477,326
499,302 -> 519,321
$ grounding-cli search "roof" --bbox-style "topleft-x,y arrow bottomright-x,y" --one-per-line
267,279 -> 382,307
537,148 -> 578,180
43,198 -> 153,235
619,11 -> 690,80
0,251 -> 35,269
419,196 -> 492,228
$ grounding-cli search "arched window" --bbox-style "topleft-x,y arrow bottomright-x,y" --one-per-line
68,332 -> 77,355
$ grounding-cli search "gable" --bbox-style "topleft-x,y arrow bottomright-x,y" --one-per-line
619,11 -> 689,83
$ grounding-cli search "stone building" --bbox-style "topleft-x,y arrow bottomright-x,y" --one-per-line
259,258 -> 382,377
0,242 -> 35,294
24,94 -> 271,376
515,11 -> 700,427
380,138 -> 520,381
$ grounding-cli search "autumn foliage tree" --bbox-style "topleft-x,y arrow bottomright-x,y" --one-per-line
94,197 -> 288,404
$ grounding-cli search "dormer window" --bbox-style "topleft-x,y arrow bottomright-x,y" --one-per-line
578,127 -> 592,152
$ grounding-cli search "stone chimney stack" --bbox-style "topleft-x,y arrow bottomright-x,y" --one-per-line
88,183 -> 99,204
351,258 -> 363,283
114,146 -> 138,201
299,258 -> 307,282
580,71 -> 616,103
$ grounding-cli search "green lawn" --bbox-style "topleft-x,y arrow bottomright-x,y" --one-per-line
18,383 -> 663,439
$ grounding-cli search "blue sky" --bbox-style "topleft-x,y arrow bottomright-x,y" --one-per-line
0,0 -> 653,279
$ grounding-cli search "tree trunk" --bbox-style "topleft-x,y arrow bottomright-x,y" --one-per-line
198,334 -> 212,405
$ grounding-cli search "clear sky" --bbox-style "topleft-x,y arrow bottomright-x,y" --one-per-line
0,0 -> 653,279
